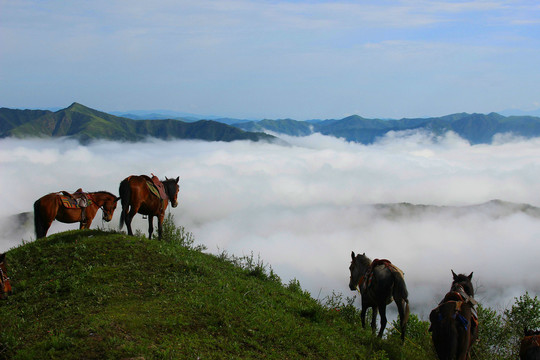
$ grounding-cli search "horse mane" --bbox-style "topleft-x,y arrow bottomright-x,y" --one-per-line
355,253 -> 372,267
90,191 -> 117,198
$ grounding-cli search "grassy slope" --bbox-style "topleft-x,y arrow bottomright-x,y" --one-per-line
0,229 -> 435,359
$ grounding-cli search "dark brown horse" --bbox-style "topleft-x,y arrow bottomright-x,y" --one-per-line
348,251 -> 410,341
429,271 -> 478,360
521,329 -> 540,360
34,191 -> 120,239
0,253 -> 13,299
118,175 -> 179,240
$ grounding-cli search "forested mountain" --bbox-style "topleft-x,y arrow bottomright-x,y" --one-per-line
0,103 -> 275,143
234,112 -> 540,144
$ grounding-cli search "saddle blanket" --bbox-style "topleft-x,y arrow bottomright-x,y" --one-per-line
146,181 -> 162,199
59,195 -> 92,209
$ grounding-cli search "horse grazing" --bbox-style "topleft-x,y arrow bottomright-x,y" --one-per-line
0,253 -> 13,299
348,251 -> 410,341
429,271 -> 478,360
520,329 -> 540,360
118,175 -> 180,240
34,191 -> 120,239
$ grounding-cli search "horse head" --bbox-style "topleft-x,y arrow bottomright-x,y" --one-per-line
349,251 -> 371,291
451,270 -> 474,298
0,253 -> 12,299
94,192 -> 120,222
164,177 -> 180,208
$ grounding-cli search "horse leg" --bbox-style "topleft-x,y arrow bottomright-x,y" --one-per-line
148,215 -> 154,239
82,218 -> 93,230
39,219 -> 53,239
370,307 -> 378,335
377,304 -> 387,338
360,306 -> 368,329
157,212 -> 164,240
126,207 -> 138,236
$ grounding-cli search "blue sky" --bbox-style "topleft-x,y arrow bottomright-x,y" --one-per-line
1,0 -> 540,119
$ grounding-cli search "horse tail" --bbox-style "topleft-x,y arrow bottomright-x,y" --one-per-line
118,178 -> 131,230
34,198 -> 45,239
392,270 -> 410,341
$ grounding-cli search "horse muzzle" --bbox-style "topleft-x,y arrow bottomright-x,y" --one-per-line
172,201 -> 179,208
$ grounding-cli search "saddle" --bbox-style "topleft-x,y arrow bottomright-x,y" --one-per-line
148,174 -> 168,201
358,259 -> 404,292
59,189 -> 90,224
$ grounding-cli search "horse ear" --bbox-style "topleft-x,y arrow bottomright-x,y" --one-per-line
468,272 -> 473,280
175,176 -> 179,183
351,251 -> 355,261
451,270 -> 458,280
116,196 -> 121,201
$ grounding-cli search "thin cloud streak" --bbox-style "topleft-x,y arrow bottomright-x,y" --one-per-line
0,133 -> 539,316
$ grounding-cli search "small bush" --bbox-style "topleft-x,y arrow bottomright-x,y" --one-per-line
161,212 -> 206,251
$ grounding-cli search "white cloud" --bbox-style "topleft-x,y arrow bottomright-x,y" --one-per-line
1,133 -> 539,317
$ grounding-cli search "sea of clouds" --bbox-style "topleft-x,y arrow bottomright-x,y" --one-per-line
1,131 -> 539,318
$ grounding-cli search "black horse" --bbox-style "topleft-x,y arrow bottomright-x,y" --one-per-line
429,271 -> 478,360
520,329 -> 540,360
348,251 -> 410,341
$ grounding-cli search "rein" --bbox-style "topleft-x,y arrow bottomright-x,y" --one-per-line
87,192 -> 112,219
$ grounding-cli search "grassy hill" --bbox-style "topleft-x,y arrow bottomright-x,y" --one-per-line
0,225 -> 436,359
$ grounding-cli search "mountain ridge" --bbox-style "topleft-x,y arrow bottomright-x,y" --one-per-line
0,103 -> 275,143
234,112 -> 540,144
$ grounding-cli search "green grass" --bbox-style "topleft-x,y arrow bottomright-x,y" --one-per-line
0,227 -> 436,359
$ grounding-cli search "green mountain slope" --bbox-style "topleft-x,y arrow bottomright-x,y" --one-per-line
0,229 -> 435,359
0,108 -> 53,134
0,103 -> 275,143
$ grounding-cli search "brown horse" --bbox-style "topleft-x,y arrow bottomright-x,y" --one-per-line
520,329 -> 540,360
0,253 -> 13,299
429,271 -> 478,360
34,191 -> 120,239
348,251 -> 410,341
118,175 -> 180,240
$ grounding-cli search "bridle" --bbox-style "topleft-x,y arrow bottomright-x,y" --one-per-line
87,193 -> 115,221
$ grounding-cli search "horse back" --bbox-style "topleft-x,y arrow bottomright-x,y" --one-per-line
120,175 -> 165,214
363,266 -> 395,305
